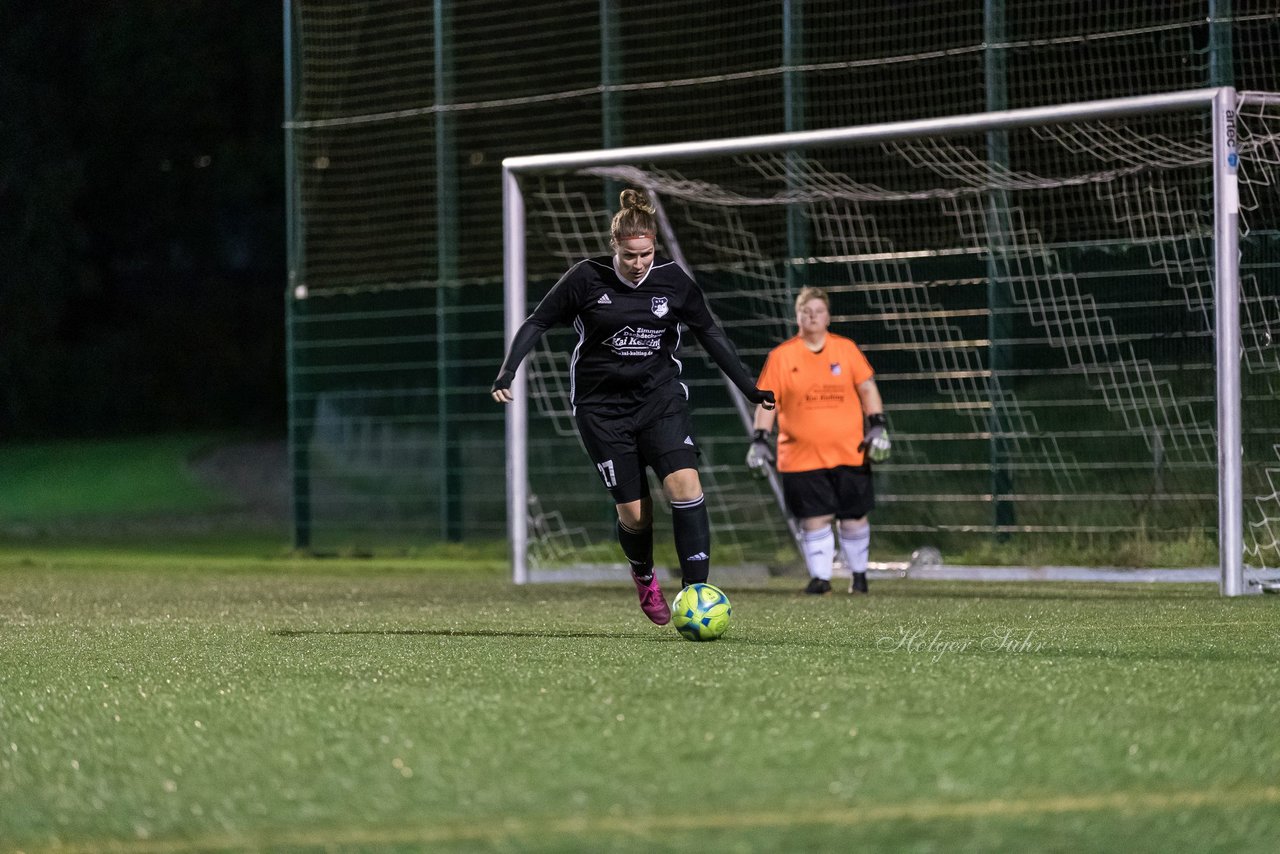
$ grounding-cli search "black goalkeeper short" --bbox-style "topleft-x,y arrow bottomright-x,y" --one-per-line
781,465 -> 875,521
574,394 -> 701,504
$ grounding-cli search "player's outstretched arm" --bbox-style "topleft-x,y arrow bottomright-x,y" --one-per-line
680,281 -> 775,408
690,323 -> 775,409
492,265 -> 583,404
491,321 -> 549,404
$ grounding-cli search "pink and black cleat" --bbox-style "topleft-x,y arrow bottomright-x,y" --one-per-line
632,571 -> 671,625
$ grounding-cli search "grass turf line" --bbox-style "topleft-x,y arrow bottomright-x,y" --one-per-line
15,785 -> 1280,854
1,559 -> 1278,853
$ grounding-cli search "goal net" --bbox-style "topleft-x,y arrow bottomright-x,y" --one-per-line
501,88 -> 1280,595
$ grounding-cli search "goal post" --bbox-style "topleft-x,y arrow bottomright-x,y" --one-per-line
501,87 -> 1280,596
1211,88 -> 1243,596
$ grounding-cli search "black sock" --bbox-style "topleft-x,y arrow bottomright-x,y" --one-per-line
671,495 -> 710,586
617,519 -> 653,578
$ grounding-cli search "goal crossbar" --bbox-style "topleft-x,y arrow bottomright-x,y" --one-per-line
502,86 -> 1247,595
504,89 -> 1222,171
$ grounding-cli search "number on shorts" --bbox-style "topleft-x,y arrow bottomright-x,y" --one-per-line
596,460 -> 617,488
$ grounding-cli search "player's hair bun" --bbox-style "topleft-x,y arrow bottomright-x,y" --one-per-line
619,188 -> 656,215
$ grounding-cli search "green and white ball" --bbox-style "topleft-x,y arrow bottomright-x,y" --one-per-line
671,583 -> 732,641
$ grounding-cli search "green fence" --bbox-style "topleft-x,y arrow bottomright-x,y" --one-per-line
284,1 -> 1279,557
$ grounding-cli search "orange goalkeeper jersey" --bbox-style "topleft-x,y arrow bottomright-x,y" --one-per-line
755,333 -> 875,472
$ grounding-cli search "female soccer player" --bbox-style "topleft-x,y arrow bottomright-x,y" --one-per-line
746,286 -> 890,595
492,189 -> 774,625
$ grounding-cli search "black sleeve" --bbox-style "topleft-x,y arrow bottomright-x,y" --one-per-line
681,281 -> 764,400
493,265 -> 583,389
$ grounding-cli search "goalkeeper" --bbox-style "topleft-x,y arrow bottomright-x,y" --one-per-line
747,287 -> 890,595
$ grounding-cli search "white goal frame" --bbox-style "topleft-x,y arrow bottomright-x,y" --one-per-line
501,87 -> 1247,595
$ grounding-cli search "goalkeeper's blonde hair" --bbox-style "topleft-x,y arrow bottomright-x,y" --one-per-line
795,286 -> 830,314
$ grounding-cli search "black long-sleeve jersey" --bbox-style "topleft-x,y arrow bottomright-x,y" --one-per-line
496,255 -> 763,414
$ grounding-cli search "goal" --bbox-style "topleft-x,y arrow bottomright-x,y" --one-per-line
500,88 -> 1280,596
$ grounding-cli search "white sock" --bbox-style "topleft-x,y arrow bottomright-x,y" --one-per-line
801,528 -> 836,581
840,525 -> 871,575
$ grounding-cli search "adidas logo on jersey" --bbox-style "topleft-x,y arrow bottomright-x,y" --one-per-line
597,294 -> 612,305
684,436 -> 694,446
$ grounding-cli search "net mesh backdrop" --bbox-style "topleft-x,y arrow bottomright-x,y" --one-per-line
284,1 -> 1280,575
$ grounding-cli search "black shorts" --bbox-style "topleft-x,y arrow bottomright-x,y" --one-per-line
574,394 -> 701,504
781,465 -> 875,521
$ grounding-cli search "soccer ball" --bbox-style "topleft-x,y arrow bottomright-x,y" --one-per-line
671,583 -> 731,641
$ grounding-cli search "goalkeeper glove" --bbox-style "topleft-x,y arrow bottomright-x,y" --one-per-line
745,429 -> 775,477
858,412 -> 891,463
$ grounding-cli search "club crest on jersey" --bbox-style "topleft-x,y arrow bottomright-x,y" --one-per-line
830,362 -> 842,376
651,296 -> 669,318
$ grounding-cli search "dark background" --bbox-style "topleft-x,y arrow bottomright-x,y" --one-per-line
1,1 -> 285,440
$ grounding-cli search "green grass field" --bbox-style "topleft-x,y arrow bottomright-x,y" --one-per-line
2,437 -> 1278,851
2,549 -> 1279,853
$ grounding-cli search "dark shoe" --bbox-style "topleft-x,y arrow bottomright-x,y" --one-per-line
632,571 -> 671,625
849,572 -> 869,594
803,577 -> 832,595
